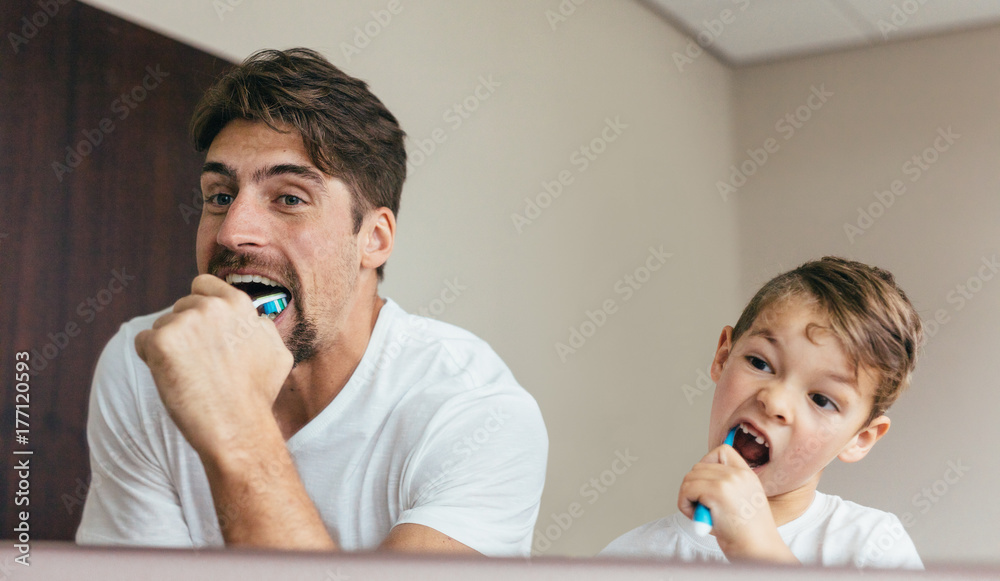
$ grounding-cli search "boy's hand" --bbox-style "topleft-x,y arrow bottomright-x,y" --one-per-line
678,444 -> 799,564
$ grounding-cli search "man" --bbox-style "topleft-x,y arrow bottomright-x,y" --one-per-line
76,48 -> 547,556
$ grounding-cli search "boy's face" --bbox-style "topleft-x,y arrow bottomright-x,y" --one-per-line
708,297 -> 890,498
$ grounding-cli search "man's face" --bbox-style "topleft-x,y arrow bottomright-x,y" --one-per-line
196,119 -> 361,362
707,297 -> 881,498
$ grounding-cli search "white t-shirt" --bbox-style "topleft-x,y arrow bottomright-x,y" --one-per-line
600,491 -> 923,569
76,298 -> 548,557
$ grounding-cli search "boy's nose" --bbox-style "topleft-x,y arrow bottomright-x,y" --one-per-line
757,384 -> 793,423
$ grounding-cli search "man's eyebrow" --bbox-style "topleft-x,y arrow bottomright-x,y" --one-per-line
201,162 -> 328,192
252,163 -> 328,190
202,161 -> 236,180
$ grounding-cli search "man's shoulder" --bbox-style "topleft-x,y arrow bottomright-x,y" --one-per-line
377,299 -> 520,391
92,307 -> 172,394
114,306 -> 173,338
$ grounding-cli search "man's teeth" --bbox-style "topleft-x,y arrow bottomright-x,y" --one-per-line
225,273 -> 282,287
740,423 -> 769,447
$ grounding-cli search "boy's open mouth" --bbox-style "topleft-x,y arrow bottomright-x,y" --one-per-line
732,423 -> 770,469
225,273 -> 292,319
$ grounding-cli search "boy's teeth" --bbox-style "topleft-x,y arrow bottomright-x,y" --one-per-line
225,273 -> 281,287
740,422 -> 769,447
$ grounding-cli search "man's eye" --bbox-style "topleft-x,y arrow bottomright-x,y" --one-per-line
811,393 -> 838,411
746,355 -> 772,373
206,193 -> 233,206
280,195 -> 302,206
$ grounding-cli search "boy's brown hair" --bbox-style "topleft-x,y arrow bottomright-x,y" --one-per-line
190,48 -> 407,280
731,257 -> 922,427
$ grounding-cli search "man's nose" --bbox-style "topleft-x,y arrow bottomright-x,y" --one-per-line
216,195 -> 267,250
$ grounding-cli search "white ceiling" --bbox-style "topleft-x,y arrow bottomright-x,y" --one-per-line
642,0 -> 1000,66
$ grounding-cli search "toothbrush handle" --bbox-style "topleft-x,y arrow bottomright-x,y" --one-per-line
692,427 -> 738,536
693,502 -> 713,529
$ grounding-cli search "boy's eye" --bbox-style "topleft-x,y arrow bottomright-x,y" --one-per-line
746,355 -> 772,373
810,393 -> 838,411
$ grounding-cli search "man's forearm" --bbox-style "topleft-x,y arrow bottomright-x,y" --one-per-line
200,426 -> 337,551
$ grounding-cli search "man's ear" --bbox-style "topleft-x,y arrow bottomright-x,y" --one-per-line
710,326 -> 734,382
838,415 -> 891,463
360,207 -> 395,272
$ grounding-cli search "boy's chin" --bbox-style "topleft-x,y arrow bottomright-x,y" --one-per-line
757,465 -> 822,498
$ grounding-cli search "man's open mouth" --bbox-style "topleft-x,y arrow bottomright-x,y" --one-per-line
225,273 -> 292,319
732,422 -> 770,469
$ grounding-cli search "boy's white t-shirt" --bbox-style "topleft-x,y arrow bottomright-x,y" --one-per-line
600,491 -> 923,569
76,298 -> 548,557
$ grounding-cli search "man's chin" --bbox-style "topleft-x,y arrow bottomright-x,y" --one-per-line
284,311 -> 318,365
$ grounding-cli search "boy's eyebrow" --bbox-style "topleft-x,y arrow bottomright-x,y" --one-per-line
823,370 -> 860,391
748,327 -> 861,390
748,328 -> 778,344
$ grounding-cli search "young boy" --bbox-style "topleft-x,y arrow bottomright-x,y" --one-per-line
600,257 -> 923,568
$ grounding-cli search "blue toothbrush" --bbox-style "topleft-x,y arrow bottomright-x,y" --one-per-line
253,292 -> 289,320
692,426 -> 738,536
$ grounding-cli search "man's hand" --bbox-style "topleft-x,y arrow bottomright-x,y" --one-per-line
134,274 -> 293,457
678,445 -> 799,564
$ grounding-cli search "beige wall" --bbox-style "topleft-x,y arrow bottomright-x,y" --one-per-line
78,0 -> 741,558
731,26 -> 1000,565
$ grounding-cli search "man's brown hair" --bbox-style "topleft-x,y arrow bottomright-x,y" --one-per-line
731,257 -> 923,427
191,48 -> 407,279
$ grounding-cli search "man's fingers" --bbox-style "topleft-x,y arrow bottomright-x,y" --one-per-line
150,312 -> 176,330
135,330 -> 146,361
192,273 -> 239,298
134,329 -> 151,362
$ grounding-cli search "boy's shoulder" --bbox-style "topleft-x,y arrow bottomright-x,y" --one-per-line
782,491 -> 923,569
598,512 -> 726,562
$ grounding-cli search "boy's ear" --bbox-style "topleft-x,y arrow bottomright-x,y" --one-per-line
838,415 -> 891,463
710,326 -> 734,382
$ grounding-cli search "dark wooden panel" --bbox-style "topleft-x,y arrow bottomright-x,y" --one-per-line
1,0 -> 232,540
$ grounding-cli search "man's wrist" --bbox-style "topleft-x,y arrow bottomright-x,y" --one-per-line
196,412 -> 287,475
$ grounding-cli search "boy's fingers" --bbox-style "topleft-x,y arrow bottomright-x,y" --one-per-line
696,442 -> 752,469
696,444 -> 729,465
719,444 -> 752,469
